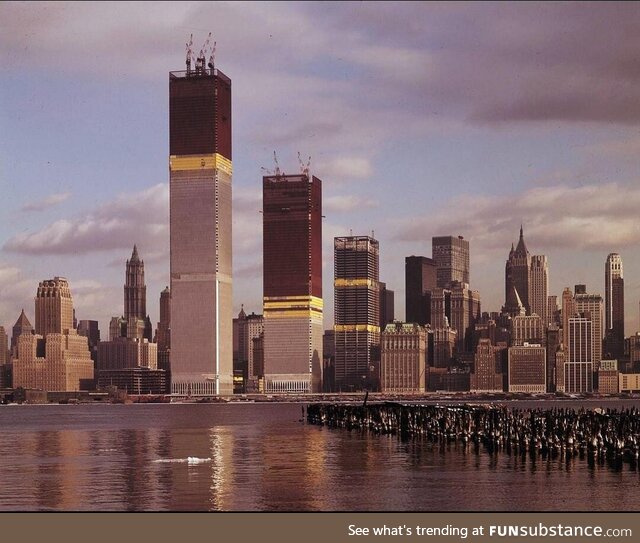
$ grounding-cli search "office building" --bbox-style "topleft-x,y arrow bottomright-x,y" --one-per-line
11,309 -> 33,358
508,344 -> 546,393
379,282 -> 395,330
380,322 -> 427,393
432,236 -> 469,288
334,235 -> 379,391
0,326 -> 7,366
470,338 -> 503,392
511,314 -> 543,346
565,316 -> 593,393
598,360 -> 619,394
77,320 -> 100,363
169,51 -> 233,395
156,286 -> 171,375
561,287 -> 575,355
13,278 -> 93,392
263,173 -> 323,393
547,295 -> 560,327
405,256 -> 437,325
604,253 -> 624,359
575,292 -> 603,368
35,277 -> 74,336
530,255 -> 548,325
504,226 -> 531,316
546,325 -> 561,392
431,285 -> 480,354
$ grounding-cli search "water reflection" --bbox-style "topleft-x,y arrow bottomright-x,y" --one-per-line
1,403 -> 640,511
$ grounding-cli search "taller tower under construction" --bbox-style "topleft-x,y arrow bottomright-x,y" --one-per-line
169,38 -> 233,395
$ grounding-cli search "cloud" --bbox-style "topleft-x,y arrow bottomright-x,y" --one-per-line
21,192 -> 71,212
324,195 -> 377,213
4,184 -> 168,255
318,157 -> 374,182
393,182 -> 640,253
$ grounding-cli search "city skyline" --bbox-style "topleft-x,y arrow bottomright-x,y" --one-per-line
2,2 -> 640,336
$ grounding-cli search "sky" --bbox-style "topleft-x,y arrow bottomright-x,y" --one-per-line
1,1 -> 640,338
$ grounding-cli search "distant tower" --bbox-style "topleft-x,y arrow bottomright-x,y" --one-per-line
125,245 -> 146,320
432,236 -> 469,288
530,255 -> 548,323
575,291 -> 603,368
561,287 -> 576,357
405,256 -> 437,325
566,315 -> 593,393
11,309 -> 33,357
334,235 -> 380,391
169,42 -> 233,396
156,286 -> 171,375
504,226 -> 531,316
263,172 -> 323,393
604,253 -> 624,358
35,277 -> 74,336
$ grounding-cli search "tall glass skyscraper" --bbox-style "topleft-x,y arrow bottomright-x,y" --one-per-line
604,253 -> 624,358
169,52 -> 233,396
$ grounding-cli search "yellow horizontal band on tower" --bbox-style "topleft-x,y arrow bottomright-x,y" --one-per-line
263,296 -> 323,310
264,310 -> 318,319
334,278 -> 376,288
169,153 -> 233,176
334,324 -> 380,333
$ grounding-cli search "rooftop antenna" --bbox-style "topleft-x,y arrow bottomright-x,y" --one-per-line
185,34 -> 194,74
273,150 -> 282,177
297,152 -> 311,177
261,166 -> 274,176
208,41 -> 217,73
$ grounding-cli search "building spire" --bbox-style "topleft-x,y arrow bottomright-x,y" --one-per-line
131,244 -> 140,263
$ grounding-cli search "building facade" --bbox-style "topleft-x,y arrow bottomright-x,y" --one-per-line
604,253 -> 624,359
565,316 -> 593,393
380,323 -> 427,393
530,255 -> 548,325
508,344 -> 546,393
169,56 -> 233,396
334,236 -> 380,391
405,256 -> 437,325
470,338 -> 503,392
262,173 -> 323,393
574,292 -> 603,368
13,279 -> 93,392
511,314 -> 543,346
432,236 -> 469,288
504,227 -> 531,316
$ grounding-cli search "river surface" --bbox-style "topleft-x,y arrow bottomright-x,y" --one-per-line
1,400 -> 640,511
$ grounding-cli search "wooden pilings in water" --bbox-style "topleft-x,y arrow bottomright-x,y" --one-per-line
306,403 -> 640,465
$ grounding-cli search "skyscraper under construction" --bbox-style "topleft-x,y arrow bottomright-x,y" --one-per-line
169,40 -> 233,395
262,172 -> 323,393
334,235 -> 380,391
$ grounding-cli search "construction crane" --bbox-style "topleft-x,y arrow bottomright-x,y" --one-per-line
185,34 -> 194,74
208,41 -> 217,72
297,152 -> 311,176
273,151 -> 282,176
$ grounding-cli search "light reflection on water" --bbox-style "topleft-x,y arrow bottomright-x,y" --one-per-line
1,401 -> 640,511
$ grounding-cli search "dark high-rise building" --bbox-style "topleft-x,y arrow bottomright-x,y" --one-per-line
504,226 -> 531,316
124,245 -> 146,320
169,50 -> 233,396
77,320 -> 100,363
156,286 -> 171,366
263,173 -> 322,393
405,256 -> 437,325
124,245 -> 152,340
604,253 -> 624,359
0,326 -> 7,367
334,235 -> 380,390
432,236 -> 469,288
379,282 -> 395,330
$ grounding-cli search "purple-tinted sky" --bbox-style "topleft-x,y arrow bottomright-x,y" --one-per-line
1,1 -> 640,336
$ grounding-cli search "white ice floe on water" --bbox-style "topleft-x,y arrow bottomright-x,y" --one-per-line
153,457 -> 212,465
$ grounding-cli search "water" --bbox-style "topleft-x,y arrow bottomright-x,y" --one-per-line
1,400 -> 640,511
